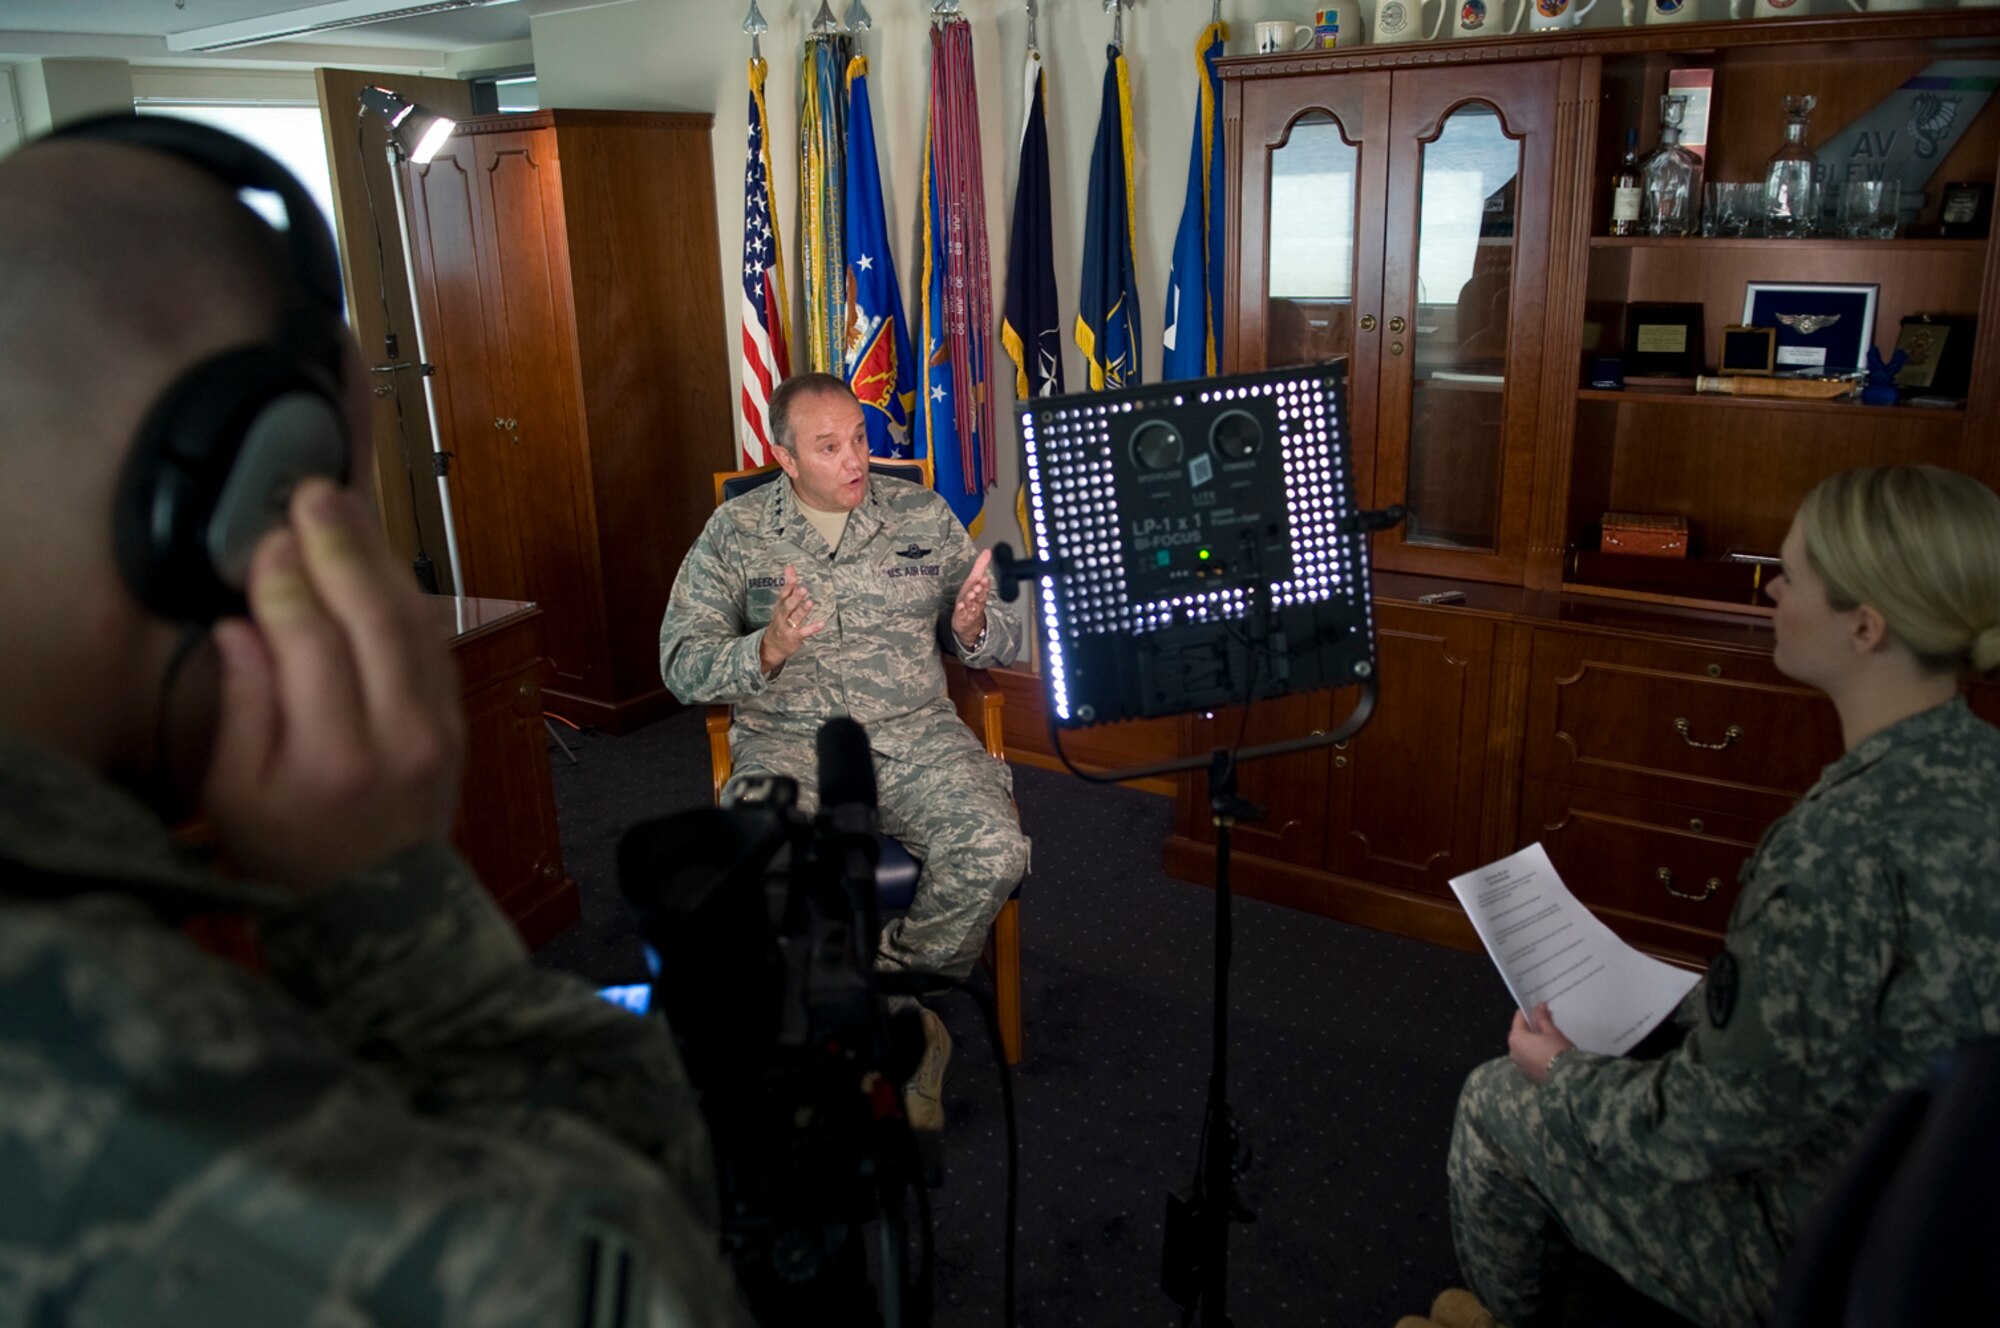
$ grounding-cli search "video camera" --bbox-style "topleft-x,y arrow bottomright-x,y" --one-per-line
618,716 -> 931,1326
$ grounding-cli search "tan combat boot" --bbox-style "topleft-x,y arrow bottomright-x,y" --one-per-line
903,1005 -> 952,1132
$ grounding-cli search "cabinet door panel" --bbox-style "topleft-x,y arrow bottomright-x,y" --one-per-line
474,132 -> 604,691
1236,73 -> 1388,506
1325,604 -> 1494,895
1179,693 -> 1333,867
406,149 -> 516,599
1375,61 -> 1558,582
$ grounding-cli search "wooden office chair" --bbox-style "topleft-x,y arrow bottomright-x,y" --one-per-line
705,459 -> 1024,1064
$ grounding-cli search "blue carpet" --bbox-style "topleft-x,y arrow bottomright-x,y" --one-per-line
533,708 -> 1515,1327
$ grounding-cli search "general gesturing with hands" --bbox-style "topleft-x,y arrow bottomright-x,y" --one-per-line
758,563 -> 825,674
202,477 -> 464,892
952,548 -> 995,648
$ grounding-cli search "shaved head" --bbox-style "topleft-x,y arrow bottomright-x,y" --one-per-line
0,133 -> 314,787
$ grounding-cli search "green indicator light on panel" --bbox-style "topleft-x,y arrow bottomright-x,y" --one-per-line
1198,548 -> 1211,561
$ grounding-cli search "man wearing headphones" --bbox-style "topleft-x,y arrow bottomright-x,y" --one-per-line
0,122 -> 744,1324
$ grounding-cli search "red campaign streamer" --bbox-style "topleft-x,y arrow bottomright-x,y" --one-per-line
930,19 -> 996,495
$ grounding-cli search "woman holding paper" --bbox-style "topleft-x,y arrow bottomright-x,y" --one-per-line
1444,464 -> 2000,1328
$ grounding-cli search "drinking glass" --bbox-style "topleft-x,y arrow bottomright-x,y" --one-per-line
1703,181 -> 1738,237
1734,182 -> 1766,237
1840,178 -> 1901,238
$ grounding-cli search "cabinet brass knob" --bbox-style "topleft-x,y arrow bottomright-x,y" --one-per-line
1359,314 -> 1377,333
1333,755 -> 1348,769
1673,717 -> 1743,750
1389,316 -> 1406,334
1390,340 -> 1405,356
1706,663 -> 1723,678
1688,817 -> 1705,834
1657,866 -> 1721,902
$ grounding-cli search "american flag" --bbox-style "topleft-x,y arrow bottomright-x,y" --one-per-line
739,56 -> 790,467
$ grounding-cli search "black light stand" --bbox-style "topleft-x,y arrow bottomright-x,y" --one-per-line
1007,363 -> 1402,1327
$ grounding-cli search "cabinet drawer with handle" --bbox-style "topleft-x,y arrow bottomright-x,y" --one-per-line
1521,778 -> 1764,960
1525,629 -> 1841,815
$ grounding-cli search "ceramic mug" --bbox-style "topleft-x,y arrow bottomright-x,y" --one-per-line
1642,0 -> 1700,22
1255,19 -> 1316,51
1312,3 -> 1356,46
1452,0 -> 1521,35
1513,0 -> 1599,31
1369,0 -> 1447,43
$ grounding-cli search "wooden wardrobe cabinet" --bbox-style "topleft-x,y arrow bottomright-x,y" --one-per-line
404,109 -> 733,733
1167,13 -> 2000,964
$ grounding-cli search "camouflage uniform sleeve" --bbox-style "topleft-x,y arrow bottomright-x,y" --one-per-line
259,843 -> 721,1230
659,510 -> 776,705
1542,847 -> 1899,1182
937,510 -> 1024,670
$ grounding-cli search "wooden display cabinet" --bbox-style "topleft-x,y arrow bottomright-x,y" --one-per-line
1168,13 -> 2000,964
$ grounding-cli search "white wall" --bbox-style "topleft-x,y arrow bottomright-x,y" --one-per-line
534,0 -> 1238,552
12,57 -> 135,137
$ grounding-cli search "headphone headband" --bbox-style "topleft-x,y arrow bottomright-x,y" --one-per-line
42,112 -> 353,624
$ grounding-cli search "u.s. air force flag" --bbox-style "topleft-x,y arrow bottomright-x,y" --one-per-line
842,55 -> 915,458
1162,20 -> 1226,381
1077,43 -> 1141,390
1002,47 -> 1063,402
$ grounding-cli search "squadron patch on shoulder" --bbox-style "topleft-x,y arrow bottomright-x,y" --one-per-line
1706,949 -> 1739,1028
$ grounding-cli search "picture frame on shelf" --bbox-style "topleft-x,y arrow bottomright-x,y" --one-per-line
1743,282 -> 1877,372
1937,181 -> 1991,239
1624,302 -> 1705,378
1894,314 -> 1976,398
1720,325 -> 1777,376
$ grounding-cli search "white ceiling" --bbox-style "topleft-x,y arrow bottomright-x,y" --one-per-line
0,0 -> 615,69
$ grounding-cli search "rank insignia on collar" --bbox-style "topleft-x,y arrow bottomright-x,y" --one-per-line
1706,949 -> 1738,1029
894,543 -> 933,560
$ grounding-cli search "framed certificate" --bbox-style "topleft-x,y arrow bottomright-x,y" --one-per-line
1623,302 -> 1705,377
1742,283 -> 1877,372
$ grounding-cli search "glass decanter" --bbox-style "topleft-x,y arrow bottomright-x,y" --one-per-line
1763,94 -> 1819,239
1640,94 -> 1704,237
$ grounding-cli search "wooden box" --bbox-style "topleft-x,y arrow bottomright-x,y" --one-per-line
1600,512 -> 1689,558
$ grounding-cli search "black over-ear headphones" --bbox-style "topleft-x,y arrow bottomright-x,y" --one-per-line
49,113 -> 353,624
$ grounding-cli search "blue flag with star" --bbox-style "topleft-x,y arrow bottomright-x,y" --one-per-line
1163,21 -> 1226,381
842,56 -> 916,458
1077,43 -> 1141,390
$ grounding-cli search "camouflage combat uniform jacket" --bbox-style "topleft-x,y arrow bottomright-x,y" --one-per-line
659,473 -> 1023,767
0,731 -> 747,1327
1450,697 -> 2000,1326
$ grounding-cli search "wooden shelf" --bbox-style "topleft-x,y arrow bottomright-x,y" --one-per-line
1576,386 -> 1965,418
1562,580 -> 1775,618
1589,236 -> 1987,255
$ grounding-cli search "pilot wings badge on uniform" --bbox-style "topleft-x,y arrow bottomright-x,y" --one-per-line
894,543 -> 933,560
1775,312 -> 1842,336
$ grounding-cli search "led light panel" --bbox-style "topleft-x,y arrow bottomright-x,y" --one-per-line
1017,362 -> 1376,728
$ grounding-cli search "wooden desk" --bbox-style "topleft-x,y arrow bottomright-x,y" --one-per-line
432,596 -> 579,949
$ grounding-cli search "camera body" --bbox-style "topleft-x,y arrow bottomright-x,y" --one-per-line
619,727 -> 924,1322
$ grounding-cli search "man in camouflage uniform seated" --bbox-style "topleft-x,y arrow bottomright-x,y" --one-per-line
0,124 -> 743,1325
1447,464 -> 2000,1327
659,374 -> 1030,1126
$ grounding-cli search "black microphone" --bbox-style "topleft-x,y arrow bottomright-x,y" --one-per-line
816,715 -> 878,815
815,716 -> 881,910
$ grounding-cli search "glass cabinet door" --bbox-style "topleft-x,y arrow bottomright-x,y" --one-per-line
1375,62 -> 1558,582
1237,73 -> 1388,506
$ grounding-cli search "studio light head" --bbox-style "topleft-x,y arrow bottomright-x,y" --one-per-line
1017,362 -> 1377,728
356,85 -> 457,164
